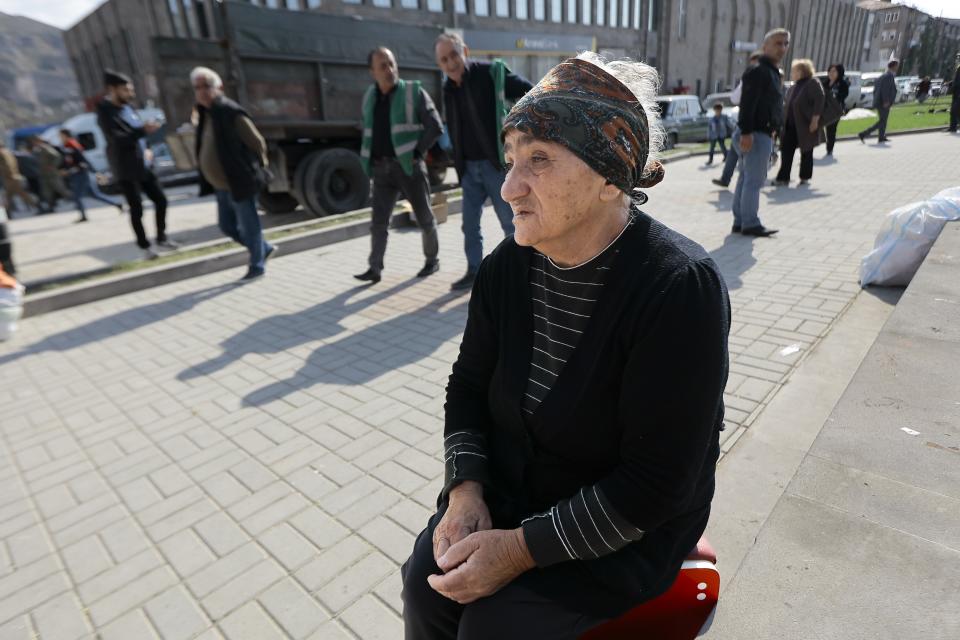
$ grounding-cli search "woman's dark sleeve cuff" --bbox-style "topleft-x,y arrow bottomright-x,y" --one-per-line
439,432 -> 490,501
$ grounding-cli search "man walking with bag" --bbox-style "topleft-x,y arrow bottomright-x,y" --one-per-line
858,60 -> 898,144
435,33 -> 533,290
192,66 -> 276,281
354,47 -> 443,285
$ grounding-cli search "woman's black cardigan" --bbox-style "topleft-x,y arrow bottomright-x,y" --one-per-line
441,211 -> 731,616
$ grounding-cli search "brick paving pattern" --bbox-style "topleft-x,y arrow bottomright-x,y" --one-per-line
1,133 -> 957,638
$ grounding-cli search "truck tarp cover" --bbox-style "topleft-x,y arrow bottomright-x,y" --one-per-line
226,1 -> 442,70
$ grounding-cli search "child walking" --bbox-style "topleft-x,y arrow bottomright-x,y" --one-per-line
707,103 -> 730,165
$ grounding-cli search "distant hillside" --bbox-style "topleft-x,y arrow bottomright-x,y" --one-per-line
0,12 -> 82,132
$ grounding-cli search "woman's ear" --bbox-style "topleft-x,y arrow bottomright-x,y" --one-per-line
599,180 -> 623,203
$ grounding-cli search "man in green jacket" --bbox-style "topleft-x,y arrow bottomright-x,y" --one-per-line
354,47 -> 444,285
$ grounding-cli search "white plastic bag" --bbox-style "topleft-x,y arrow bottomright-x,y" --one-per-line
859,187 -> 960,287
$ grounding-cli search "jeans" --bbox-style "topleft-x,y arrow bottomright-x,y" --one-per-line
67,170 -> 121,220
369,157 -> 439,274
731,130 -> 773,230
460,159 -> 515,272
708,138 -> 727,164
119,170 -> 168,249
859,106 -> 891,140
215,190 -> 273,273
719,126 -> 740,183
775,122 -> 814,182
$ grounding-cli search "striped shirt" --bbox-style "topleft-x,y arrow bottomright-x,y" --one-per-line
519,218 -> 646,564
522,219 -> 632,416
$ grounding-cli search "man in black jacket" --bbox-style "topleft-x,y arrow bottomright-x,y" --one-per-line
96,70 -> 173,259
192,66 -> 275,281
949,53 -> 960,133
436,33 -> 533,290
731,29 -> 789,238
858,59 -> 898,144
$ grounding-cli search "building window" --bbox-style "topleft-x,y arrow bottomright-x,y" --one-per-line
457,0 -> 467,13
372,0 -> 391,6
497,0 -> 509,17
285,0 -> 300,8
678,0 -> 687,39
264,0 -> 279,7
167,0 -> 186,37
648,0 -> 660,31
400,0 -> 417,7
342,0 -> 360,4
534,0 -> 546,20
182,0 -> 201,36
475,0 -> 490,15
515,0 -> 528,19
550,0 -> 562,22
307,0 -> 321,7
567,0 -> 577,23
622,0 -> 629,27
610,0 -> 618,27
583,0 -> 592,25
427,0 -> 443,11
597,0 -> 605,26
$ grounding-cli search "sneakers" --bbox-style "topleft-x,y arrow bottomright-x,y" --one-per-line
353,268 -> 382,284
156,239 -> 180,251
740,225 -> 779,237
712,179 -> 730,187
265,244 -> 279,263
416,261 -> 439,278
450,270 -> 477,291
143,248 -> 160,260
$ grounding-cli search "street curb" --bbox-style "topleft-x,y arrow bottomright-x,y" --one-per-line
22,196 -> 464,318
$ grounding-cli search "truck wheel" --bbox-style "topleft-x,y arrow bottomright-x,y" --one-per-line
666,132 -> 678,150
298,148 -> 370,216
257,190 -> 300,214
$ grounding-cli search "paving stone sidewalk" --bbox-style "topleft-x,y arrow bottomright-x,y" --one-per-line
1,133 -> 957,639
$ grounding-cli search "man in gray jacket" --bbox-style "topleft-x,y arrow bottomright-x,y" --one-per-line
859,60 -> 898,143
354,47 -> 444,284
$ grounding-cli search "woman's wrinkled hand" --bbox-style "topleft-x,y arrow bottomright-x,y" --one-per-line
433,481 -> 491,564
428,528 -> 536,604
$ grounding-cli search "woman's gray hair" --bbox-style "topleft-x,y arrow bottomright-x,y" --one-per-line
574,51 -> 665,168
189,66 -> 223,90
436,32 -> 466,55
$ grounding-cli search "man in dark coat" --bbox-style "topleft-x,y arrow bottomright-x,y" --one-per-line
435,33 -> 533,290
949,54 -> 960,133
96,69 -> 174,258
858,59 -> 899,144
192,66 -> 275,281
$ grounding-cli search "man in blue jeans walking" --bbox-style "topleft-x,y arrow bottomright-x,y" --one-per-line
436,33 -> 533,290
731,29 -> 789,237
192,66 -> 275,280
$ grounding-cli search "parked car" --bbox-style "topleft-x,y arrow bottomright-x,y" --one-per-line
896,75 -> 920,102
930,79 -> 945,96
656,95 -> 710,148
703,92 -> 739,121
814,71 -> 861,111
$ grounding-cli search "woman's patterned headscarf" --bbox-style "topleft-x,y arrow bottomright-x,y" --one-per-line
502,57 -> 665,196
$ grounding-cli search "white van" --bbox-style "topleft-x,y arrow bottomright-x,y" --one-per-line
40,108 -> 185,187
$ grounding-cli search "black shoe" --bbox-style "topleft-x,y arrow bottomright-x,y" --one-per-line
858,133 -> 866,144
417,261 -> 439,278
73,217 -> 88,224
731,225 -> 741,233
741,225 -> 779,237
772,179 -> 789,187
354,268 -> 381,284
265,245 -> 279,262
878,137 -> 891,143
241,269 -> 264,281
712,179 -> 730,187
450,270 -> 477,291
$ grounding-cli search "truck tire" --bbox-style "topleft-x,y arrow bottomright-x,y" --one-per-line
297,148 -> 370,216
257,190 -> 300,214
666,132 -> 679,150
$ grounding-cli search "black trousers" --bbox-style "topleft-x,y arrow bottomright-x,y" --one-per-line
401,504 -> 610,640
859,106 -> 891,140
825,120 -> 839,154
119,170 -> 167,249
369,157 -> 439,274
776,122 -> 814,182
950,94 -> 960,132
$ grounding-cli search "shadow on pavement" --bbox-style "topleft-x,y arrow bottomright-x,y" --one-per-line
765,184 -> 831,205
178,279 -> 421,382
241,291 -> 469,407
0,282 -> 239,366
708,233 -> 757,291
861,284 -> 905,306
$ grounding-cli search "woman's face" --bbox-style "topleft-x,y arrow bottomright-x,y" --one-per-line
501,130 -> 611,254
828,67 -> 839,82
791,66 -> 804,81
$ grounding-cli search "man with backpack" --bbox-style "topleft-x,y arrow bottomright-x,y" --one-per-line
435,33 -> 533,291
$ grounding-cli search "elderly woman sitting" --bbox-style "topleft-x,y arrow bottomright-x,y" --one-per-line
401,53 -> 731,639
